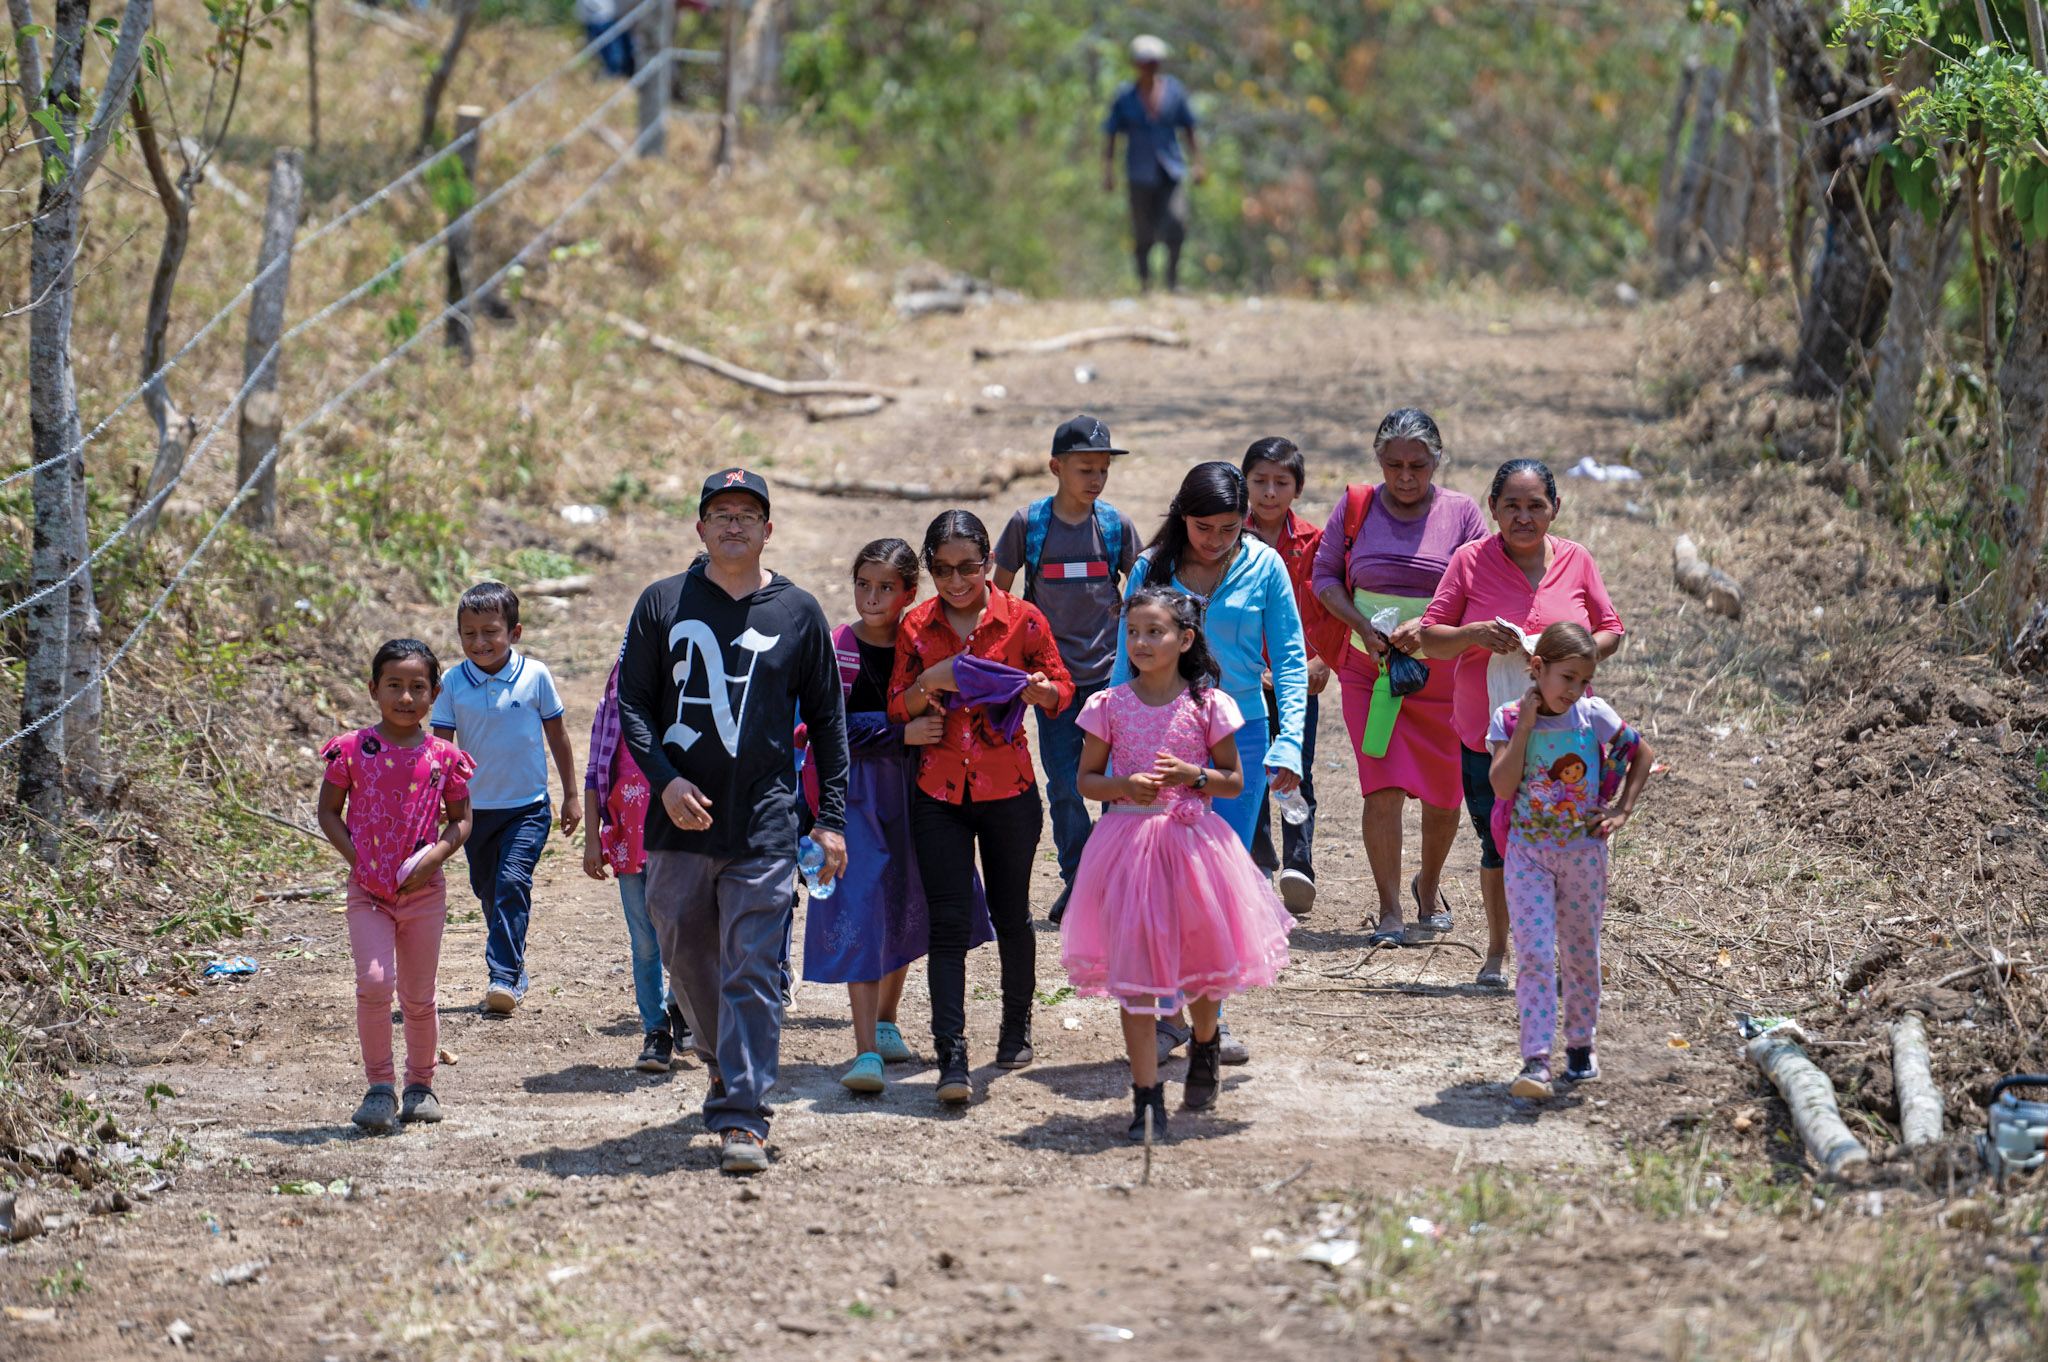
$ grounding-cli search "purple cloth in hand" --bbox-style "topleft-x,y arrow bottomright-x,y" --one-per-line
944,655 -> 1030,739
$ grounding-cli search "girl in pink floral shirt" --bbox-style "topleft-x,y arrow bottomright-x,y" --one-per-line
318,639 -> 474,1133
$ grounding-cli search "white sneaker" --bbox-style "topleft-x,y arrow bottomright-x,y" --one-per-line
483,983 -> 520,1015
1277,870 -> 1316,918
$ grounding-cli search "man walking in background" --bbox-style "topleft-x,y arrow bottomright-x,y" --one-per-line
1102,34 -> 1203,293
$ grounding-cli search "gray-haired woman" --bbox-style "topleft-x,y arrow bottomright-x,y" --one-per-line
1311,410 -> 1486,948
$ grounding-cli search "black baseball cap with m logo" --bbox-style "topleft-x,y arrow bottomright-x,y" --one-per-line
1051,414 -> 1129,457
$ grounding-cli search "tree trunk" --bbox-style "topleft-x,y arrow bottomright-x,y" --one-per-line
417,0 -> 478,153
306,0 -> 320,153
1752,0 -> 1899,398
735,0 -> 779,111
1652,57 -> 1701,265
10,0 -> 154,853
63,459 -> 104,802
1699,35 -> 1753,263
1869,201 -> 1961,471
2001,237 -> 2048,632
1750,23 -> 1786,266
130,88 -> 197,543
1659,64 -> 1721,286
238,147 -> 303,532
715,0 -> 742,172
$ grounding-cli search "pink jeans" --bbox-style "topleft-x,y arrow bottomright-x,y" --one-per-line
346,877 -> 447,1089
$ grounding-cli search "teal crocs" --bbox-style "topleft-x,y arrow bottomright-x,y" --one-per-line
840,1052 -> 886,1093
873,1022 -> 915,1064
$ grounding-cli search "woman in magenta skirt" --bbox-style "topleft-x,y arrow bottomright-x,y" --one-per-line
1313,410 -> 1486,951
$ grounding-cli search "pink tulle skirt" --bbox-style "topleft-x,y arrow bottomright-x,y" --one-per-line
1059,805 -> 1295,1014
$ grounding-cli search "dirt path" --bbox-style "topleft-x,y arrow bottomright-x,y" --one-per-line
5,294 -> 1785,1359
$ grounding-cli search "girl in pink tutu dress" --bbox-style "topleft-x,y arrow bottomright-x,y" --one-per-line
1063,586 -> 1295,1141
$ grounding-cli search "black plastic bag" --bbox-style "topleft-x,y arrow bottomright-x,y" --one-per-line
1385,647 -> 1429,698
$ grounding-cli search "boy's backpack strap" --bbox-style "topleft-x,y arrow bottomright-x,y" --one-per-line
1022,497 -> 1054,577
1095,500 -> 1123,575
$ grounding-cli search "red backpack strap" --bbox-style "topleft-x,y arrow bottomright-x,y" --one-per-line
1339,484 -> 1374,586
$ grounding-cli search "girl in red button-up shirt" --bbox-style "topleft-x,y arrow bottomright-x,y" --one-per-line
889,510 -> 1073,1103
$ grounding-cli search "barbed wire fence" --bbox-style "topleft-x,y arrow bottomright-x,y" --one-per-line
1,1 -> 725,761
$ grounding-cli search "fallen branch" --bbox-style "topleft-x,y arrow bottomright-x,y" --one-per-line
605,312 -> 898,402
775,450 -> 1041,502
805,395 -> 887,422
253,885 -> 339,903
340,0 -> 436,43
972,325 -> 1188,360
1889,1011 -> 1943,1150
1746,1030 -> 1869,1176
514,574 -> 594,597
1928,958 -> 2028,991
1673,534 -> 1743,619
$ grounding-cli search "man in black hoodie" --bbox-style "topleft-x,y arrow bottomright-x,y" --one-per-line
617,469 -> 849,1175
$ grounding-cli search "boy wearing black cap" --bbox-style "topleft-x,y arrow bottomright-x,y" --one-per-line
616,468 -> 850,1174
992,415 -> 1141,922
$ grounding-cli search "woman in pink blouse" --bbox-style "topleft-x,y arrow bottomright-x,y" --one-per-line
1418,459 -> 1624,986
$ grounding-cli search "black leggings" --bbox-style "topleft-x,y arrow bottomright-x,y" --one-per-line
913,788 -> 1043,1040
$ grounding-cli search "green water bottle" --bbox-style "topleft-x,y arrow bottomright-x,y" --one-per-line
1361,669 -> 1402,759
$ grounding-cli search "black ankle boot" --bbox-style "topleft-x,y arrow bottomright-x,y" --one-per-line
1184,1034 -> 1222,1110
934,1036 -> 972,1104
1127,1082 -> 1168,1142
996,997 -> 1035,1069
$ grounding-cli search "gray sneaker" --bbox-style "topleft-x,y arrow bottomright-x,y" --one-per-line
1154,1019 -> 1192,1064
482,981 -> 521,1015
719,1129 -> 769,1175
352,1084 -> 398,1132
1216,1022 -> 1250,1066
399,1085 -> 443,1123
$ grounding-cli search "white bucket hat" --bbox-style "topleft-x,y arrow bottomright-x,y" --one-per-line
1129,34 -> 1169,63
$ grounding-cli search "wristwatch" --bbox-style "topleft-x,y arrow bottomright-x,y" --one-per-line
1191,769 -> 1209,791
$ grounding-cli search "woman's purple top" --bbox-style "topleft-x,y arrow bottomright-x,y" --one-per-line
1311,486 -> 1487,600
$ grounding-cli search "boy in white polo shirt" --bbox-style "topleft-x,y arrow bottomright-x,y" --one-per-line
432,582 -> 582,1014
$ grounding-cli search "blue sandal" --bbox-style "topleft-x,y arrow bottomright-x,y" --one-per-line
873,1022 -> 915,1064
840,1053 -> 885,1093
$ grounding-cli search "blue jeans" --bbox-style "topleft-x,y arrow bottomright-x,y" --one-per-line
1037,679 -> 1105,884
1461,744 -> 1505,870
583,20 -> 636,77
1252,692 -> 1318,879
1209,705 -> 1271,850
467,799 -> 551,993
615,871 -> 668,1035
644,850 -> 798,1139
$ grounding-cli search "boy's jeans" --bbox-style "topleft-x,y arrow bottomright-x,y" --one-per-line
1036,679 -> 1105,885
467,799 -> 551,994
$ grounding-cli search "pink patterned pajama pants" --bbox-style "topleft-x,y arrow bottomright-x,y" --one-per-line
1504,835 -> 1607,1062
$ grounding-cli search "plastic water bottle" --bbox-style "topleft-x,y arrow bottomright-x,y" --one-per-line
798,835 -> 835,900
1270,778 -> 1311,826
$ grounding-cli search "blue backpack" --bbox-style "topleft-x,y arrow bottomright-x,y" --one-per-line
1021,496 -> 1124,600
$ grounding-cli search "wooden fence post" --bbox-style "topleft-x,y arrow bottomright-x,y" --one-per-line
715,0 -> 741,171
446,104 -> 483,357
638,0 -> 675,157
238,146 -> 302,533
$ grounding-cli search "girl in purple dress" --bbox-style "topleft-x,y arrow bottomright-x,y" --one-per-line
1061,587 -> 1294,1142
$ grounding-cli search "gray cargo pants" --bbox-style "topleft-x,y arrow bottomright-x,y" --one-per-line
644,849 -> 797,1140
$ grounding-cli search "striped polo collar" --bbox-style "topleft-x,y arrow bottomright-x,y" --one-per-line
460,649 -> 525,688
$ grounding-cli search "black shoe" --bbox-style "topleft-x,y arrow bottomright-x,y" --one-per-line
1184,1034 -> 1222,1110
996,998 -> 1035,1069
1047,881 -> 1074,925
1563,1046 -> 1599,1083
636,1029 -> 675,1073
934,1036 -> 972,1104
666,1002 -> 692,1052
1127,1083 -> 1168,1142
399,1085 -> 443,1123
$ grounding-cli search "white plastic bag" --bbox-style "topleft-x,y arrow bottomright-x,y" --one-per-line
1483,617 -> 1542,720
